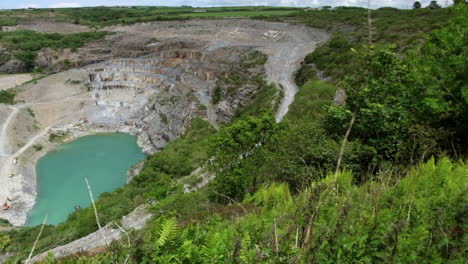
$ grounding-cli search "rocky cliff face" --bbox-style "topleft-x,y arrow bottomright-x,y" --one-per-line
85,41 -> 266,153
0,45 -> 27,73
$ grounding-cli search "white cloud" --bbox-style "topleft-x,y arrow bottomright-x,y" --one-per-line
49,2 -> 82,8
18,3 -> 40,8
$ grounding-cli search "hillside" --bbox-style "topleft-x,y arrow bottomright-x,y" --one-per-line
0,4 -> 467,264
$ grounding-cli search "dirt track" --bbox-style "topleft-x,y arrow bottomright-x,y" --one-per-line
0,70 -> 95,225
0,74 -> 33,91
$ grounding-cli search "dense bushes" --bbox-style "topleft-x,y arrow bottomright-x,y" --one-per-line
234,77 -> 281,118
0,17 -> 17,26
296,6 -> 452,82
294,64 -> 317,87
304,34 -> 355,80
208,113 -> 280,201
0,30 -> 107,70
208,80 -> 337,196
58,159 -> 466,263
323,6 -> 467,173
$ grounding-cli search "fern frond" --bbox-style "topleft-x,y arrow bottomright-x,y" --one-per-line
155,217 -> 178,248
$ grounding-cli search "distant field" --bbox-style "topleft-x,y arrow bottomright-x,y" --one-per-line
183,10 -> 296,17
0,6 -> 300,27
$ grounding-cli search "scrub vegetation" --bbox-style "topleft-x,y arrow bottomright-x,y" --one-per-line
0,88 -> 16,104
0,6 -> 298,28
0,30 -> 108,70
294,5 -> 453,82
1,3 -> 467,264
0,17 -> 17,27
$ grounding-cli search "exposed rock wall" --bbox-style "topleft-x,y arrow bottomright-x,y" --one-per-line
85,44 -> 266,152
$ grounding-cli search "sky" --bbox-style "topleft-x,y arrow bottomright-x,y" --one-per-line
0,0 -> 454,10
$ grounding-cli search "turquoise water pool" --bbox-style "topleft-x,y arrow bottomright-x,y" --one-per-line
26,133 -> 145,226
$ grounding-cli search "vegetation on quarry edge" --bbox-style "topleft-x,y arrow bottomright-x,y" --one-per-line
0,30 -> 108,71
1,3 -> 467,263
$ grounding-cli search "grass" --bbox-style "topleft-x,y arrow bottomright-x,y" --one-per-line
0,30 -> 108,51
0,88 -> 16,104
0,17 -> 17,26
183,10 -> 296,18
0,6 -> 300,28
235,77 -> 281,118
285,80 -> 336,121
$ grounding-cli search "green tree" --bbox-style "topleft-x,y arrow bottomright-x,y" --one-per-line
407,5 -> 468,153
413,1 -> 422,8
208,113 -> 280,201
14,50 -> 37,70
428,0 -> 442,9
324,5 -> 468,170
0,235 -> 11,253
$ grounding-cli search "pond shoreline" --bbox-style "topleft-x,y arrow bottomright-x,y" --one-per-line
0,123 -> 148,226
26,131 -> 145,226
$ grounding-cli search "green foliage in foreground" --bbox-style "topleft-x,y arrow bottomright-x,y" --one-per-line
0,30 -> 107,70
145,158 -> 466,264
38,158 -> 468,263
324,6 -> 468,173
0,88 -> 16,104
0,235 -> 11,254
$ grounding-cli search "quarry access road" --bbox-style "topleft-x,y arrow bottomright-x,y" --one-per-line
0,106 -> 19,157
0,104 -> 88,225
0,75 -> 93,226
266,42 -> 323,121
0,106 -> 22,222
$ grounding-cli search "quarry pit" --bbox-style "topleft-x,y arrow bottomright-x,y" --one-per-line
0,19 -> 328,226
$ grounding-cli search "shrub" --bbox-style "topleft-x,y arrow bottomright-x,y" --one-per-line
32,144 -> 43,151
0,89 -> 16,104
